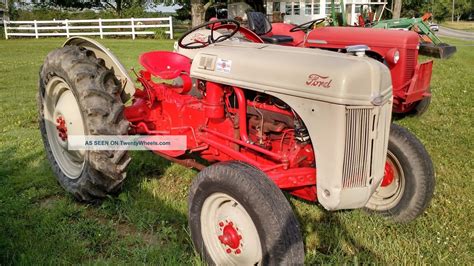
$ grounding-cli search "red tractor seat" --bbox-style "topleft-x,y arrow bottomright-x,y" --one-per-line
246,11 -> 293,44
139,51 -> 191,80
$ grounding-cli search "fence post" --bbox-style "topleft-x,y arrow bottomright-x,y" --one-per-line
99,18 -> 103,39
34,20 -> 38,39
3,19 -> 8,40
169,16 -> 173,40
131,17 -> 135,40
65,19 -> 70,38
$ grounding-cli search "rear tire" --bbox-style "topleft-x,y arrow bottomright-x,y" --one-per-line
365,124 -> 435,222
188,161 -> 304,265
38,45 -> 131,202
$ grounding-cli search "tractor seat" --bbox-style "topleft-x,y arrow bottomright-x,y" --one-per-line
246,11 -> 293,44
139,51 -> 191,80
260,35 -> 294,44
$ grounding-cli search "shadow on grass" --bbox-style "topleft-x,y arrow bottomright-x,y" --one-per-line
0,145 -> 198,264
291,199 -> 383,264
0,143 -> 380,264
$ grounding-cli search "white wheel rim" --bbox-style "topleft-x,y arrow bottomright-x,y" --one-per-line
366,150 -> 406,211
201,192 -> 262,265
44,77 -> 86,179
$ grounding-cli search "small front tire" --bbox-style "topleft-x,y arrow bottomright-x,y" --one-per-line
365,124 -> 435,222
188,161 -> 304,265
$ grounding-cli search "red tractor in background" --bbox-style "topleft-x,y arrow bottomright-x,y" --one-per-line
214,12 -> 434,117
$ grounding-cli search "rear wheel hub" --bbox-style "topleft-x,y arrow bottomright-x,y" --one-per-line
44,77 -> 86,179
56,116 -> 68,141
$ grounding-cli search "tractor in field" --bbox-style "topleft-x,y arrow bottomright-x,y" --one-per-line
221,12 -> 435,117
38,20 -> 434,264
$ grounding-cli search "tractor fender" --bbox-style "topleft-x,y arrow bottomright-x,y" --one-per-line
63,37 -> 135,100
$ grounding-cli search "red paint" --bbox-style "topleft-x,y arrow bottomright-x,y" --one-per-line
381,161 -> 395,187
233,87 -> 250,143
218,221 -> 242,249
123,53 -> 317,203
214,24 -> 264,43
204,82 -> 225,119
56,116 -> 68,141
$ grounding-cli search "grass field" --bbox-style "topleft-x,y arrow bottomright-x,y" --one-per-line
0,37 -> 473,265
441,21 -> 474,32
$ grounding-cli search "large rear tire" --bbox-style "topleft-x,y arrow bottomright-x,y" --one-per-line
365,124 -> 435,222
188,161 -> 304,265
38,45 -> 131,202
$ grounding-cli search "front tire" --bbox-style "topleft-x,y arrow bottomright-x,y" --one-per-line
188,161 -> 304,265
38,45 -> 131,202
365,124 -> 435,222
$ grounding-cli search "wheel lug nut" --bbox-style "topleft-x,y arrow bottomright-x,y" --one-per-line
226,248 -> 231,254
235,249 -> 241,254
219,222 -> 224,227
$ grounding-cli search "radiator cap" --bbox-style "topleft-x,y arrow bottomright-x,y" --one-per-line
346,45 -> 370,57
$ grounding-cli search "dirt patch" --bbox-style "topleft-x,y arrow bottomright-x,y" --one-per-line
38,195 -> 61,209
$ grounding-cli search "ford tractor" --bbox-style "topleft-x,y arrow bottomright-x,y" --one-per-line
38,19 -> 434,264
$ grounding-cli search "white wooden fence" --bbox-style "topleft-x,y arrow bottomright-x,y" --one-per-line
3,17 -> 173,39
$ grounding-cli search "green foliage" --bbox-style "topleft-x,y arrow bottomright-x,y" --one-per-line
154,28 -> 167,39
396,0 -> 474,21
430,0 -> 472,21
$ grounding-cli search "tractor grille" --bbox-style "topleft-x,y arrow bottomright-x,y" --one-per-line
342,107 -> 375,188
404,50 -> 416,83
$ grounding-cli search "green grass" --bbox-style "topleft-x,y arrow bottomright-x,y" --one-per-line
0,37 -> 473,264
440,21 -> 474,32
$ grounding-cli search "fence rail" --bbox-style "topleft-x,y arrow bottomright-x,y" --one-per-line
3,17 -> 173,39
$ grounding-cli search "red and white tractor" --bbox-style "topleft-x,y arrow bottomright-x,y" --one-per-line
215,12 -> 434,117
38,20 -> 434,264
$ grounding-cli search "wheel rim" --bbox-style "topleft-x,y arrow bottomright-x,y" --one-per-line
366,150 -> 405,211
201,192 -> 262,265
44,77 -> 86,179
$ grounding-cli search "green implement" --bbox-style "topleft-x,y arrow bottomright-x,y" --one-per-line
371,15 -> 457,59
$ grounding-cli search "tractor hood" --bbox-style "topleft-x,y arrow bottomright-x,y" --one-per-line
306,27 -> 420,50
190,42 -> 392,106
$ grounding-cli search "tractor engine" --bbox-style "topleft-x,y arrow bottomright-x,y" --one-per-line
124,59 -> 316,201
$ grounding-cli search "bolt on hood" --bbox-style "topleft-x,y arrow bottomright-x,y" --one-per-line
190,42 -> 392,106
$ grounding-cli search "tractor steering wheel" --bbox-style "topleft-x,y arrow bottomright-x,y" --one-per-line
178,19 -> 241,49
290,18 -> 326,33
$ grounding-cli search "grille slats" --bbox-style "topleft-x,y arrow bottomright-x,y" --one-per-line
404,50 -> 416,83
342,107 -> 374,188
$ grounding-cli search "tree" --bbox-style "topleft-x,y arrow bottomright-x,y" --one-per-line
430,0 -> 472,21
101,0 -> 146,16
180,0 -> 214,27
393,0 -> 402,18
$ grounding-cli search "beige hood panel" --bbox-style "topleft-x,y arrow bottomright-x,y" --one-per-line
190,42 -> 392,105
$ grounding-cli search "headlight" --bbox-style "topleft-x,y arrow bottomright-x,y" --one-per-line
393,50 -> 400,64
385,48 -> 400,65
